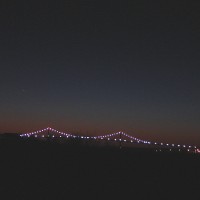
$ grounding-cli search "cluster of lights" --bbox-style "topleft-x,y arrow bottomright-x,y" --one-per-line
20,127 -> 198,151
20,127 -> 73,138
121,132 -> 197,150
155,149 -> 191,152
90,132 -> 121,140
195,149 -> 200,154
20,128 -> 48,137
121,132 -> 151,144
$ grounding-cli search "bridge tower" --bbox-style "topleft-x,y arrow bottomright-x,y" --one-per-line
47,127 -> 50,140
119,132 -> 122,149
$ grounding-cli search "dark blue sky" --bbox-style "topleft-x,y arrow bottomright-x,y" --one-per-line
0,0 -> 200,145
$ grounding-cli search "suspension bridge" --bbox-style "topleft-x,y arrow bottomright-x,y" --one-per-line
20,127 -> 200,153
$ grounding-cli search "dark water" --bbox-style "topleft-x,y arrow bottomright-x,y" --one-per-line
1,140 -> 200,200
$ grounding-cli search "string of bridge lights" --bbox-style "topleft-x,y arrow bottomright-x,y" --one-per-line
20,127 -> 198,150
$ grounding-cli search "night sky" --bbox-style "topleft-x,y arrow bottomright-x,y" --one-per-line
1,0 -> 200,145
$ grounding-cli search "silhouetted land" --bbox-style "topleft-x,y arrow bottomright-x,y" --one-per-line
0,139 -> 199,200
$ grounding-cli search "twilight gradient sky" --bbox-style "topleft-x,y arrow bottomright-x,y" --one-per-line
0,0 -> 200,145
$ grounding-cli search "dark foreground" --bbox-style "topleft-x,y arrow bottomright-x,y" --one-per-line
1,140 -> 200,200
